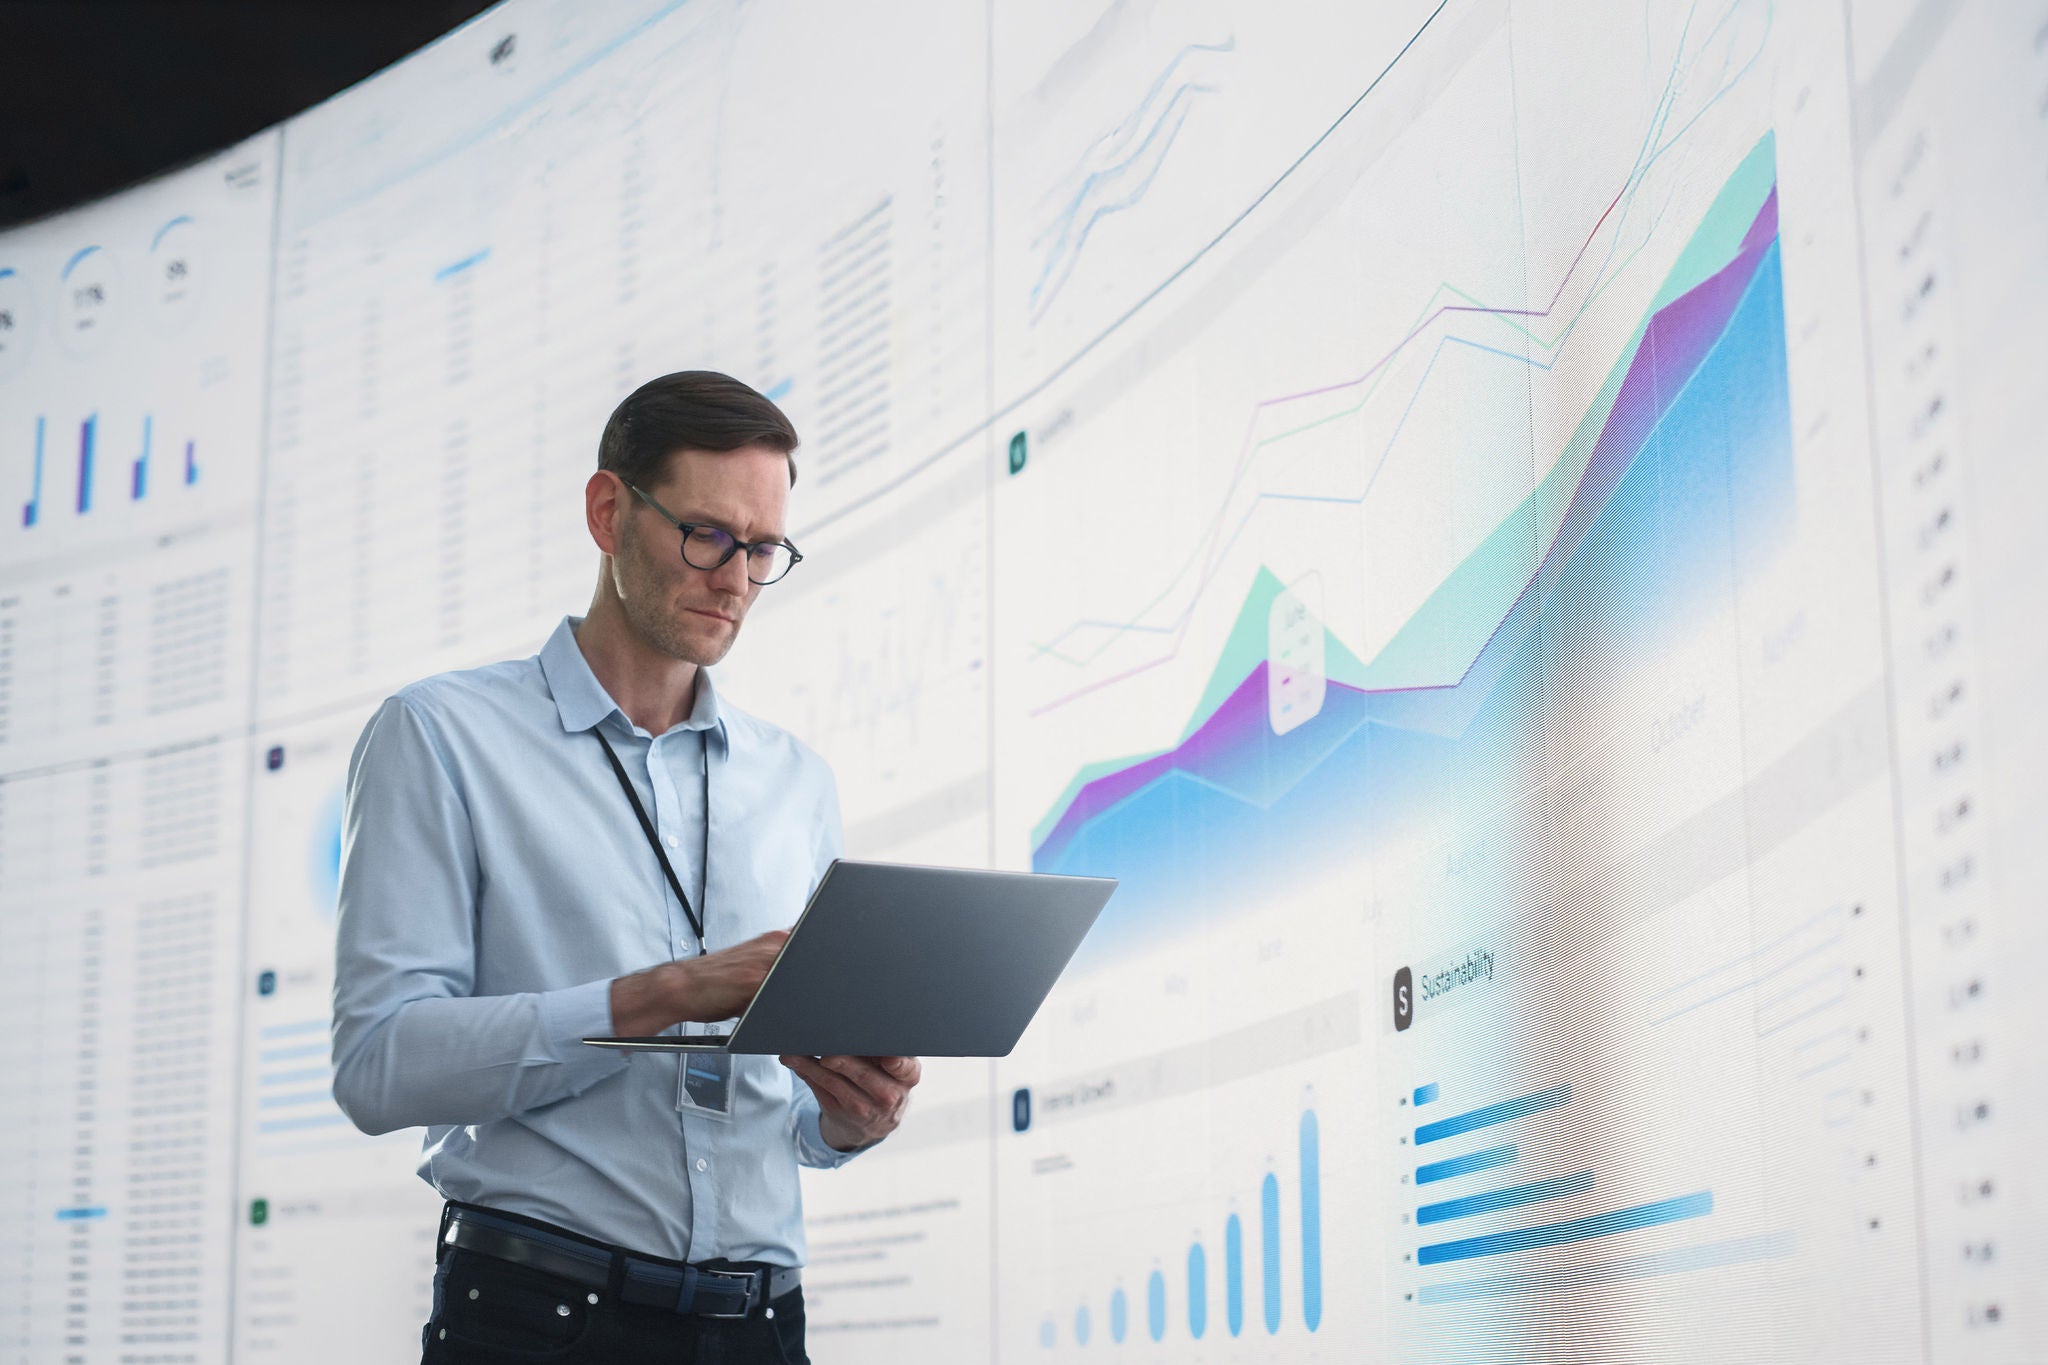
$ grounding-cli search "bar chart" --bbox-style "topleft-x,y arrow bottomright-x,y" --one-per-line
15,410 -> 201,530
1036,1107 -> 1324,1349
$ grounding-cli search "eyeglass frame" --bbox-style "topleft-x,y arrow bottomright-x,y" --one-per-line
623,481 -> 805,586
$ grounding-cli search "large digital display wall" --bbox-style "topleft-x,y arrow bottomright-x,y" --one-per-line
2,1 -> 2043,1360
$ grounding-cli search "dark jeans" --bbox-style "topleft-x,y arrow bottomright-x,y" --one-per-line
421,1245 -> 809,1365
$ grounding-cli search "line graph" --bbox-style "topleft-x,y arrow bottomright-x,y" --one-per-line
1022,4 -> 1774,708
1027,38 -> 1234,322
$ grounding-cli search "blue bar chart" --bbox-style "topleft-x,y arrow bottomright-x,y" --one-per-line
1041,1108 -> 1323,1349
14,410 -> 200,531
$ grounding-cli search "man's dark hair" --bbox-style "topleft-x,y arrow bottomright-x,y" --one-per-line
598,370 -> 800,488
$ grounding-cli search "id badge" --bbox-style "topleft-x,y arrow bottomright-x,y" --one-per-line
676,1031 -> 735,1120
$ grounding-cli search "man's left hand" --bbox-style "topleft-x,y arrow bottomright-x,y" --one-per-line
781,1054 -> 921,1152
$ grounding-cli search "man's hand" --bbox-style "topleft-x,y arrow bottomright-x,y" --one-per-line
781,1054 -> 921,1151
608,930 -> 789,1036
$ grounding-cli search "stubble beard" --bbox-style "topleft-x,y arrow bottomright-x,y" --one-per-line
616,520 -> 741,667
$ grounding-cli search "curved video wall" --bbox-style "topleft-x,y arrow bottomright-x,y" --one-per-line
2,1 -> 2044,1360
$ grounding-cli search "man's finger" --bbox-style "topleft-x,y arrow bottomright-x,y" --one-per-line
782,1055 -> 876,1120
816,1054 -> 905,1108
872,1055 -> 922,1084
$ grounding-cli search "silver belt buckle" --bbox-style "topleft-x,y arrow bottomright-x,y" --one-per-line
687,1265 -> 760,1319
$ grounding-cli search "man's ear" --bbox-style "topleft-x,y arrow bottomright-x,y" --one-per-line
586,471 -> 624,556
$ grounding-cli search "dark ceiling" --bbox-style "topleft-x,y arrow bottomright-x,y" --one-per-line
0,0 -> 497,230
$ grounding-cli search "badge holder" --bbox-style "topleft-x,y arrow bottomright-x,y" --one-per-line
676,1025 -> 735,1119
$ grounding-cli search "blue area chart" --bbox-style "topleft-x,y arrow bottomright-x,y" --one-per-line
1031,138 -> 1794,966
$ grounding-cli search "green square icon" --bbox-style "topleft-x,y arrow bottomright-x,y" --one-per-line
249,1198 -> 269,1227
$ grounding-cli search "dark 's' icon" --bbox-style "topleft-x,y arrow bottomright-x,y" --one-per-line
1011,1087 -> 1032,1133
1393,966 -> 1414,1032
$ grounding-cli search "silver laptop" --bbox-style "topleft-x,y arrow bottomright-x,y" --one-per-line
583,859 -> 1116,1057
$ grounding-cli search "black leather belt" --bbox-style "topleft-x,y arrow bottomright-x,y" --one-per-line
441,1205 -> 799,1320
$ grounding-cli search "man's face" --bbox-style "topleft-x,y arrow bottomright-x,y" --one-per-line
609,444 -> 791,667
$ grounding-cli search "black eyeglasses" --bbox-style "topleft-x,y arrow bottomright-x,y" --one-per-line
626,482 -> 804,585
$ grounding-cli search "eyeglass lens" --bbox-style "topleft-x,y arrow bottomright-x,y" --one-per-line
680,525 -> 796,584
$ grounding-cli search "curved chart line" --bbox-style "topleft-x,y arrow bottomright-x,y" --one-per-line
1028,38 -> 1235,321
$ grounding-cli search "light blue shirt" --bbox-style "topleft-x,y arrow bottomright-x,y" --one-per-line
331,614 -> 858,1265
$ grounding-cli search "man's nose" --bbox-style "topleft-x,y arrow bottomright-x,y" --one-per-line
709,549 -> 751,596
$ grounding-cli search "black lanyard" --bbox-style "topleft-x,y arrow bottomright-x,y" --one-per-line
594,727 -> 710,955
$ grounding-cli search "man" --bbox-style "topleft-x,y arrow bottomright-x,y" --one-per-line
332,371 -> 920,1364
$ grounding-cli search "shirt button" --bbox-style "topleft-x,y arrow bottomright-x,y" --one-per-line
695,1158 -> 708,1172
666,835 -> 679,849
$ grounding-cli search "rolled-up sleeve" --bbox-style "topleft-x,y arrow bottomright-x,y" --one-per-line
330,694 -> 627,1136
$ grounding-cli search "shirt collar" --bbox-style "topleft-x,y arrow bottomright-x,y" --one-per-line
538,615 -> 728,752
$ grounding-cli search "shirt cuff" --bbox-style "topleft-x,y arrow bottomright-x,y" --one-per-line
793,1102 -> 868,1169
537,977 -> 633,1069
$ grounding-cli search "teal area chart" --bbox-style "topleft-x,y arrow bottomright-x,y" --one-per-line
1031,135 -> 1793,964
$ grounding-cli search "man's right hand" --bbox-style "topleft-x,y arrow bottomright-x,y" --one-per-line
608,929 -> 789,1036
